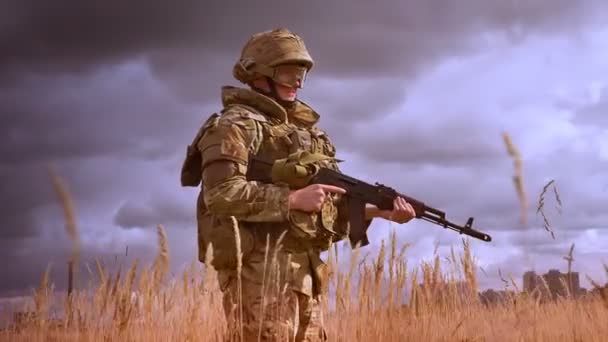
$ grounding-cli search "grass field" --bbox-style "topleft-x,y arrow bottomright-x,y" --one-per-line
1,227 -> 606,342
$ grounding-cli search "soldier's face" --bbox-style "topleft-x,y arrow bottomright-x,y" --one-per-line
251,64 -> 305,101
272,64 -> 307,101
275,82 -> 298,101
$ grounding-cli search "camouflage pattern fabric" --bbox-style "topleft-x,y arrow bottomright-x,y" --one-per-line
219,246 -> 327,341
183,86 -> 353,341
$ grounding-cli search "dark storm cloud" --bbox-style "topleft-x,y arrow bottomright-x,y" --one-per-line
0,208 -> 198,297
1,0 -> 607,297
90,0 -> 608,101
342,114 -> 504,167
297,76 -> 411,146
2,0 -> 605,88
0,0 -> 210,76
113,194 -> 193,229
0,63 -> 196,254
2,0 -> 604,169
0,64 -> 194,164
0,164 -> 55,240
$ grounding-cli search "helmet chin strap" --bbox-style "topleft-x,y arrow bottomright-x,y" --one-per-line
252,77 -> 296,110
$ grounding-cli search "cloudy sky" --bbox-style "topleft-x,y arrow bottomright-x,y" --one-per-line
1,0 -> 608,297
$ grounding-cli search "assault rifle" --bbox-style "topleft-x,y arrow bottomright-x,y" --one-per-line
246,154 -> 492,248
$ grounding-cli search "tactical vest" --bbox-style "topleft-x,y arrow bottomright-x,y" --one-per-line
181,98 -> 349,269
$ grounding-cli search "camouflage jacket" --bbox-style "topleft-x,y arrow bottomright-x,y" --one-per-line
181,86 -> 360,270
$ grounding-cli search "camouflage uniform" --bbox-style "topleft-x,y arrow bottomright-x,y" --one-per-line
181,28 -> 369,341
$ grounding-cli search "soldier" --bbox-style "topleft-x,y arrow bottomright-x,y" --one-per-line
181,28 -> 416,341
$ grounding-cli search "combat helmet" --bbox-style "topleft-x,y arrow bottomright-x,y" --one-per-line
233,28 -> 313,88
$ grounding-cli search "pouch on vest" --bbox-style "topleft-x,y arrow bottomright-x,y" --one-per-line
270,151 -> 335,189
287,196 -> 340,247
180,113 -> 220,187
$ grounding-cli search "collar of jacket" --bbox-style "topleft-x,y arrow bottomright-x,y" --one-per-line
220,86 -> 320,127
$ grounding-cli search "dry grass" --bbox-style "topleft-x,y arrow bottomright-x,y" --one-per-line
1,231 -> 606,341
536,179 -> 563,240
48,165 -> 81,261
502,132 -> 528,226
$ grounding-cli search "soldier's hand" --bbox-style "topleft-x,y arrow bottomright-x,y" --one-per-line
288,184 -> 346,212
377,197 -> 416,223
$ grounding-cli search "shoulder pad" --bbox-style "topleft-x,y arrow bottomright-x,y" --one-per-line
180,112 -> 220,187
190,112 -> 220,149
201,112 -> 221,130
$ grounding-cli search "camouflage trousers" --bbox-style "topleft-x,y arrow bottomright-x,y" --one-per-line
217,246 -> 328,342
